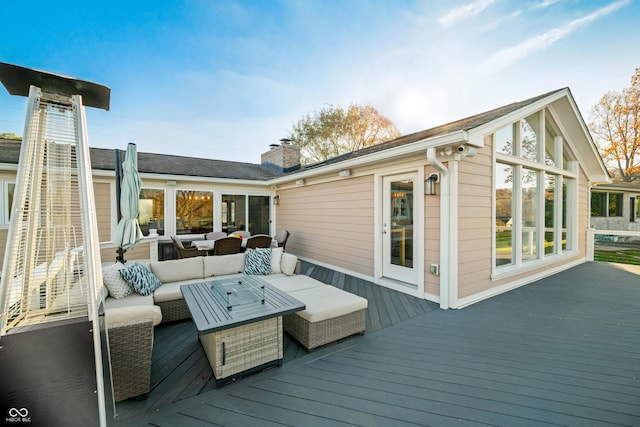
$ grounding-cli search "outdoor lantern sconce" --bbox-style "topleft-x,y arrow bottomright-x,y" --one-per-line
425,173 -> 439,195
273,194 -> 280,205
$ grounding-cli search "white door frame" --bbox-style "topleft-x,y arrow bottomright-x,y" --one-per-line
374,167 -> 424,297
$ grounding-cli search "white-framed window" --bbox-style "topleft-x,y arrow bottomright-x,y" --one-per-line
221,194 -> 271,235
175,189 -> 214,235
494,110 -> 577,271
138,188 -> 166,236
590,191 -> 623,217
1,180 -> 16,226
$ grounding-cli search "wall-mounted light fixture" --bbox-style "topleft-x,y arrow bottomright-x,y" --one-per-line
295,179 -> 305,186
338,169 -> 351,177
273,194 -> 280,205
425,173 -> 439,195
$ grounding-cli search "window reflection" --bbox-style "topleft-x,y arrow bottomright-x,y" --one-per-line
495,163 -> 513,267
138,188 -> 165,236
176,190 -> 213,235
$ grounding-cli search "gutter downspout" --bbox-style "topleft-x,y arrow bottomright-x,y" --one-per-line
427,148 -> 451,309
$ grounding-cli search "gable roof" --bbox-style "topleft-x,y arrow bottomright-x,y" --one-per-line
304,88 -> 565,170
0,140 -> 285,181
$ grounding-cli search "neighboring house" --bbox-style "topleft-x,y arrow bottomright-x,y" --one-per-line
0,87 -> 610,308
590,181 -> 640,232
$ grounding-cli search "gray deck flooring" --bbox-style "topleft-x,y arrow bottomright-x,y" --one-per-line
115,261 -> 640,426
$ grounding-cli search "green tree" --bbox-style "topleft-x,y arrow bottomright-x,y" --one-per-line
589,67 -> 640,182
0,132 -> 22,140
288,104 -> 400,165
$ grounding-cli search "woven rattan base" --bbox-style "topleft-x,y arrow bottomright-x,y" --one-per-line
199,316 -> 283,386
283,309 -> 365,352
108,320 -> 154,401
157,299 -> 191,323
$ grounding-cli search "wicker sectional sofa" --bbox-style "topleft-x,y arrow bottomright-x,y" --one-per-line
102,250 -> 367,402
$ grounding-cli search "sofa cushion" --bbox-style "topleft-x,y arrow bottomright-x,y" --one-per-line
262,275 -> 325,293
270,247 -> 283,274
153,278 -> 206,303
105,292 -> 155,309
150,257 -> 203,283
105,305 -> 162,327
280,253 -> 297,276
120,263 -> 162,296
245,248 -> 272,275
203,253 -> 245,277
290,286 -> 368,323
102,263 -> 133,299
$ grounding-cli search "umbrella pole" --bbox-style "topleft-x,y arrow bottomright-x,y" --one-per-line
114,149 -> 125,263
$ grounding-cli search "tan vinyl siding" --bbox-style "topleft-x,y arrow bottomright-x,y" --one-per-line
93,182 -> 111,242
100,240 -> 153,264
457,142 -> 494,299
277,175 -> 374,276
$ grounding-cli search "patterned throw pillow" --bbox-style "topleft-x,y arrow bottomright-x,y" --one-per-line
120,262 -> 162,296
244,248 -> 272,275
102,263 -> 134,299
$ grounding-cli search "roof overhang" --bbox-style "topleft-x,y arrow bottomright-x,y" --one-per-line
269,130 -> 469,185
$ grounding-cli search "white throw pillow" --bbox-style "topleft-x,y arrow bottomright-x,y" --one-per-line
102,263 -> 133,299
270,247 -> 283,274
280,253 -> 298,276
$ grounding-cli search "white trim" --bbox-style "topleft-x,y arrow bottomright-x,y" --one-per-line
422,291 -> 440,304
460,256 -> 586,308
491,249 -> 579,280
270,131 -> 469,186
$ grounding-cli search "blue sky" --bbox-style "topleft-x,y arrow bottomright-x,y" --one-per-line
1,0 -> 638,163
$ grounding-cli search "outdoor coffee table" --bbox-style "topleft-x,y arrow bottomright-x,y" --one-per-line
181,275 -> 305,386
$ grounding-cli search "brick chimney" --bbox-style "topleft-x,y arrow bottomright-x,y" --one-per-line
261,138 -> 301,172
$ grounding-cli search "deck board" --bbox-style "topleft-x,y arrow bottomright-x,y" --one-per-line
114,261 -> 640,426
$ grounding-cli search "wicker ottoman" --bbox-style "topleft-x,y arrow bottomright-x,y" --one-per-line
284,285 -> 368,351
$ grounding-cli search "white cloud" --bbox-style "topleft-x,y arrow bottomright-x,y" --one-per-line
532,0 -> 563,9
478,0 -> 630,72
438,0 -> 498,27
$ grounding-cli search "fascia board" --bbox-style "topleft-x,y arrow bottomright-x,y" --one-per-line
466,89 -> 569,142
268,130 -> 469,185
0,163 -> 18,171
90,168 -> 271,187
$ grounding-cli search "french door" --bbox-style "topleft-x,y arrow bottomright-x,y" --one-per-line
382,173 -> 417,284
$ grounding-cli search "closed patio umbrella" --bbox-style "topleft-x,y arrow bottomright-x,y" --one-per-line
115,142 -> 143,263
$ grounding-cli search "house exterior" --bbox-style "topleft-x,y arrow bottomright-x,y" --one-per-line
0,87 -> 610,308
590,181 -> 640,232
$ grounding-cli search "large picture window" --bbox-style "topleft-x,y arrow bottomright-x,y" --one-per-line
494,110 -> 575,271
138,188 -> 165,236
176,190 -> 213,235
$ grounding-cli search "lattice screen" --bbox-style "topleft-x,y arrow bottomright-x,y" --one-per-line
0,87 -> 103,335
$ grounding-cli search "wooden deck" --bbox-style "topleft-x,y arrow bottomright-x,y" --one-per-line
114,261 -> 640,426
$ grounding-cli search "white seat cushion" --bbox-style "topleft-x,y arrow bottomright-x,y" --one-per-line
203,253 -> 246,277
105,292 -> 154,309
290,286 -> 368,323
153,278 -> 205,303
150,257 -> 204,283
105,305 -> 162,327
262,275 -> 325,293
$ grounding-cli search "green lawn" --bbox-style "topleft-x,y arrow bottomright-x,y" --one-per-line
594,248 -> 640,265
